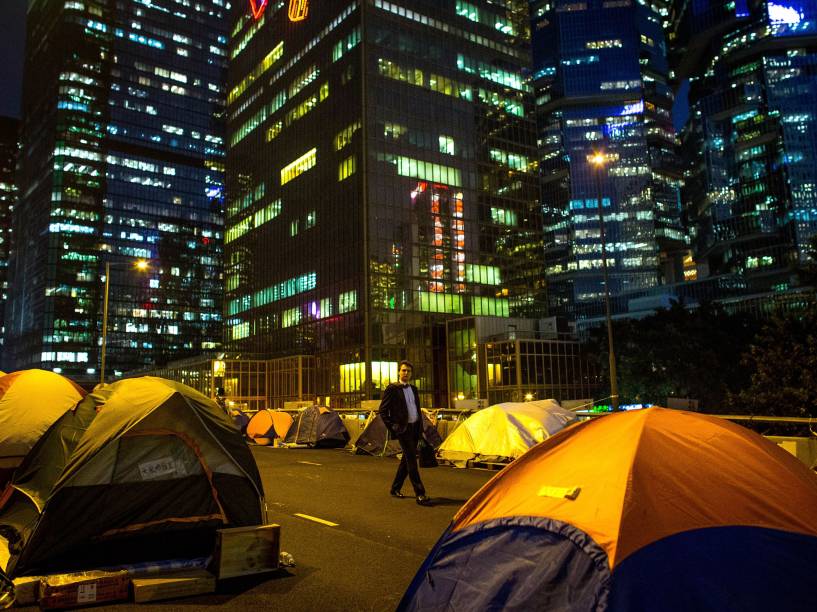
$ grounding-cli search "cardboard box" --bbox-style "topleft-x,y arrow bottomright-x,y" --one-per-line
39,570 -> 129,610
131,570 -> 216,603
212,524 -> 280,579
11,575 -> 42,607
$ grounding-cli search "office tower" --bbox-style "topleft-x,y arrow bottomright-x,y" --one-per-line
670,0 -> 817,292
226,0 -> 545,406
5,0 -> 229,382
530,0 -> 686,320
0,117 -> 18,360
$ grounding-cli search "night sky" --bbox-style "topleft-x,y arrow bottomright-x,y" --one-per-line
0,0 -> 26,119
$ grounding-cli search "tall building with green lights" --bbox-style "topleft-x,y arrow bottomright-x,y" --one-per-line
670,0 -> 817,291
530,0 -> 687,321
4,0 -> 228,381
225,0 -> 546,406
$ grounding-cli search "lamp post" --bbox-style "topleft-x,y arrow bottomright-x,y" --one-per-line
100,259 -> 149,384
589,152 -> 619,411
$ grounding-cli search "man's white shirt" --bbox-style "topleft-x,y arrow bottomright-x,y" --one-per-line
402,384 -> 419,423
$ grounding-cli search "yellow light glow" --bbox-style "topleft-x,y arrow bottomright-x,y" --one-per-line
589,152 -> 606,166
135,260 -> 149,270
288,0 -> 308,21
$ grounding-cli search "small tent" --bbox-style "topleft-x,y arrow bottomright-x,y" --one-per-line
354,410 -> 442,456
400,407 -> 817,611
437,399 -> 576,465
0,376 -> 265,577
246,409 -> 294,445
0,370 -> 86,487
285,406 -> 350,448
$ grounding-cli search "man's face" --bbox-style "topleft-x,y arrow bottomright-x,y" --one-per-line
399,364 -> 412,384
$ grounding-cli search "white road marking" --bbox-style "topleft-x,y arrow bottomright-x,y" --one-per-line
294,513 -> 339,527
297,460 -> 323,466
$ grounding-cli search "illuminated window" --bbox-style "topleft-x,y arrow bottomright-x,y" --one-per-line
472,296 -> 510,317
338,155 -> 356,181
289,64 -> 319,98
439,135 -> 455,155
465,264 -> 501,285
477,88 -> 524,117
491,207 -> 517,226
378,153 -> 462,187
228,41 -> 283,105
417,292 -> 464,314
332,27 -> 360,62
282,307 -> 301,328
266,121 -> 283,141
384,122 -> 407,140
281,148 -> 317,185
334,120 -> 361,150
339,290 -> 357,313
306,210 -> 316,229
290,219 -> 299,236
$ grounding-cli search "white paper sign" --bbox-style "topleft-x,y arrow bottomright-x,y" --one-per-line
138,457 -> 177,480
77,583 -> 97,603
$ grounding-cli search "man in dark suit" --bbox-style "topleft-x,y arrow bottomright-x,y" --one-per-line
378,360 -> 431,505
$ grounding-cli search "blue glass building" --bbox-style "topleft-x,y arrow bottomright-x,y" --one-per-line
671,0 -> 817,290
530,0 -> 686,319
4,0 -> 229,381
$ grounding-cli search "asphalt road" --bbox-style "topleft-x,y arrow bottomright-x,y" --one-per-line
16,447 -> 496,611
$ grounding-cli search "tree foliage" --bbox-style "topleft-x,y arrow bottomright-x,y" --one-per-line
587,302 -> 758,411
728,300 -> 817,417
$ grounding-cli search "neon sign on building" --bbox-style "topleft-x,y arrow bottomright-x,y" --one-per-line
249,0 -> 268,20
249,0 -> 309,22
289,0 -> 309,21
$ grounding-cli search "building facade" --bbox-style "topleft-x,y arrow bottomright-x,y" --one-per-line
0,117 -> 18,359
670,0 -> 817,292
530,0 -> 687,320
225,0 -> 547,407
4,0 -> 228,381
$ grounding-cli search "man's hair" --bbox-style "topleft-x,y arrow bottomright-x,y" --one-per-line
398,359 -> 414,371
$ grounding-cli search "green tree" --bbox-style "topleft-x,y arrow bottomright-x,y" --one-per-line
728,300 -> 817,417
588,302 -> 757,410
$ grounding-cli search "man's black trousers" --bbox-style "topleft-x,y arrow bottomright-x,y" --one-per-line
391,420 -> 426,496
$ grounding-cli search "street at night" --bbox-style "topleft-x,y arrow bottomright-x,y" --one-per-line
14,447 -> 495,612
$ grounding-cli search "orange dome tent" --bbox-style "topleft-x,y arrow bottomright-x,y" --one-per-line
246,410 -> 294,445
400,407 -> 817,611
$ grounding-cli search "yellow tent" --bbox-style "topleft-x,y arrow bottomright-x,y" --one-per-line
438,400 -> 577,465
0,370 -> 86,485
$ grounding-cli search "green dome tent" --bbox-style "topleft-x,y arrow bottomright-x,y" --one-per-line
0,377 -> 265,577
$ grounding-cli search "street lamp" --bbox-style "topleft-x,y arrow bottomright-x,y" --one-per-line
589,151 -> 619,411
100,259 -> 149,384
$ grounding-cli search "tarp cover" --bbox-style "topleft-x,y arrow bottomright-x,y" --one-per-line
0,376 -> 265,577
400,407 -> 817,612
285,406 -> 350,448
437,399 -> 576,464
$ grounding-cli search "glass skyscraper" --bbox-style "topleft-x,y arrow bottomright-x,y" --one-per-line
225,0 -> 545,406
670,0 -> 817,291
530,0 -> 686,319
4,0 -> 228,382
0,117 -> 18,357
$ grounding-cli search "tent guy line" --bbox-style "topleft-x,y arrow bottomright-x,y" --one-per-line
294,513 -> 339,527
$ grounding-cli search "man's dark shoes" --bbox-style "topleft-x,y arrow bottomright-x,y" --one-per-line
416,495 -> 431,506
390,489 -> 405,498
